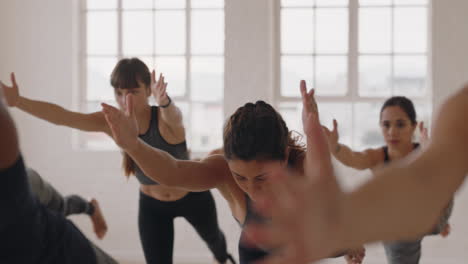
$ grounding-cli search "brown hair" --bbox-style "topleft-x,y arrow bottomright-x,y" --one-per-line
110,58 -> 151,177
223,101 -> 305,166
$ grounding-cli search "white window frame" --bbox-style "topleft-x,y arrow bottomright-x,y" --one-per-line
273,0 -> 432,148
76,0 -> 225,155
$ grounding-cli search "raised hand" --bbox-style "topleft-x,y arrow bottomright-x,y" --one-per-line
101,94 -> 139,151
151,70 -> 169,106
419,121 -> 429,147
0,72 -> 20,107
300,80 -> 318,137
322,119 -> 340,153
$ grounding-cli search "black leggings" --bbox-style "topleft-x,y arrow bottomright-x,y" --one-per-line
138,191 -> 228,264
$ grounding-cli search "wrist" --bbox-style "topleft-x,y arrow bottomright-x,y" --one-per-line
159,95 -> 172,108
125,138 -> 142,155
15,96 -> 25,109
334,143 -> 342,154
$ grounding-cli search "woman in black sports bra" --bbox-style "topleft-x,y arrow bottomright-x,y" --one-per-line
102,80 -> 366,264
322,96 -> 453,264
1,58 -> 234,264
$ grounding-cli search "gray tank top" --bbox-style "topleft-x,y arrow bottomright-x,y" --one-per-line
134,106 -> 189,185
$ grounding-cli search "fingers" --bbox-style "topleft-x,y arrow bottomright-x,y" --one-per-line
333,119 -> 338,132
11,72 -> 18,87
152,69 -> 156,83
125,94 -> 134,117
101,103 -> 120,134
300,80 -> 306,97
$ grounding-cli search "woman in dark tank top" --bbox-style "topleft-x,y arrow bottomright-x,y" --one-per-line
3,57 -> 235,264
322,96 -> 453,264
102,80 -> 366,264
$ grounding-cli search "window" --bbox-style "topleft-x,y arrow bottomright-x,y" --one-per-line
80,0 -> 225,153
277,0 -> 430,150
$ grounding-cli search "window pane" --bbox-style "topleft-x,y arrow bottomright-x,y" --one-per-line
87,12 -> 117,55
359,8 -> 391,53
155,0 -> 185,9
122,0 -> 153,9
191,57 -> 224,102
394,0 -> 428,5
87,0 -> 117,9
394,7 -> 427,53
319,103 -> 353,146
192,0 -> 224,8
123,11 -> 153,55
281,9 -> 314,54
278,102 -> 304,136
190,103 -> 223,152
315,56 -> 347,96
359,56 -> 392,97
155,11 -> 186,54
359,0 -> 391,6
281,0 -> 314,7
394,56 -> 427,96
316,8 -> 348,53
191,10 -> 224,54
281,56 -> 313,97
354,102 -> 385,150
155,56 -> 186,97
316,0 -> 348,6
87,57 -> 118,101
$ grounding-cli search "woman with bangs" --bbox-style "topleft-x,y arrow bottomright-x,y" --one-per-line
1,58 -> 234,264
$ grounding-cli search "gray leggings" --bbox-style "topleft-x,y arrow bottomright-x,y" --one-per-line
27,168 -> 119,264
383,199 -> 454,264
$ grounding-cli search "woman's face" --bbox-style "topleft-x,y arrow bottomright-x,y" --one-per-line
380,106 -> 416,147
228,159 -> 288,201
114,81 -> 151,113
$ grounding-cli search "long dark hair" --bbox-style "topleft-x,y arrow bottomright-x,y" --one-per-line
110,58 -> 151,177
380,96 -> 417,125
223,100 -> 305,166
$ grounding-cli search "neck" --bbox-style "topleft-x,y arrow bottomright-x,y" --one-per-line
387,142 -> 414,160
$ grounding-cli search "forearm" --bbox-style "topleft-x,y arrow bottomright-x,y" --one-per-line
16,96 -> 107,133
341,150 -> 465,248
16,96 -> 71,126
159,102 -> 183,126
333,144 -> 369,170
126,140 -> 179,185
125,139 -> 215,191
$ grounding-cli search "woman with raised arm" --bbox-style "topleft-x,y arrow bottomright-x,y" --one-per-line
244,85 -> 468,264
0,58 -> 234,264
321,96 -> 453,264
101,80 -> 366,264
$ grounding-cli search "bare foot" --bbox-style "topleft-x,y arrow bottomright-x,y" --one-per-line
440,223 -> 451,238
90,199 -> 108,239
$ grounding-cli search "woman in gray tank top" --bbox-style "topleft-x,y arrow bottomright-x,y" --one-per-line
321,96 -> 453,264
1,58 -> 234,264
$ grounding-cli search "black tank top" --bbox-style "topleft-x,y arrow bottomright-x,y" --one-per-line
134,106 -> 189,185
382,143 -> 420,163
238,195 -> 270,264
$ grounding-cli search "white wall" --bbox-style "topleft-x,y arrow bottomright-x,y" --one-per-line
1,0 -> 468,263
